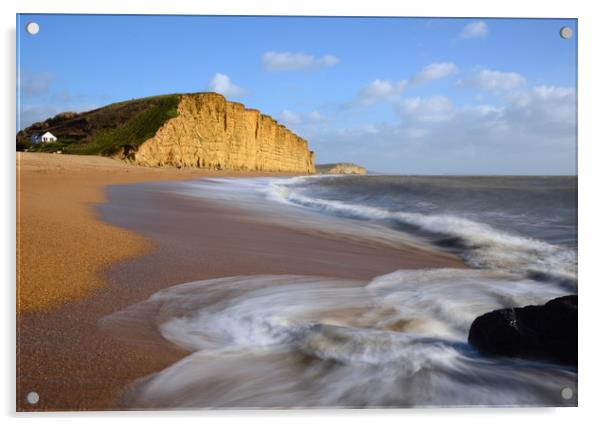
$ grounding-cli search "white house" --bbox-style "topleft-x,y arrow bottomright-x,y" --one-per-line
37,132 -> 57,143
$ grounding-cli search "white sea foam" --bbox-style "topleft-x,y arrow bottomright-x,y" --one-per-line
105,270 -> 575,408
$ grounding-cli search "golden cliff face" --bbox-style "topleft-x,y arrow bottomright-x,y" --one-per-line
133,93 -> 315,173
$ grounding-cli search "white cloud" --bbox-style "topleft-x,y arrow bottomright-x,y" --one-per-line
460,21 -> 489,39
354,79 -> 408,106
399,96 -> 456,123
411,62 -> 459,84
469,69 -> 527,92
262,51 -> 340,71
208,73 -> 248,98
280,109 -> 303,125
351,62 -> 457,107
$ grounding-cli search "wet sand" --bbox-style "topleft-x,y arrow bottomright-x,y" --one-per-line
17,152 -> 297,314
16,152 -> 466,411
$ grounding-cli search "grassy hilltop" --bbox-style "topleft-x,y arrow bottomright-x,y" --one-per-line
16,94 -> 180,156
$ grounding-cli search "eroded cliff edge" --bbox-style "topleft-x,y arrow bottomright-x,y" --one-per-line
133,93 -> 315,173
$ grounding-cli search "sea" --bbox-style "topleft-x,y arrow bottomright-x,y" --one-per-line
104,175 -> 578,408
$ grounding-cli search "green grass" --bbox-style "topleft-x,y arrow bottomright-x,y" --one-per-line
67,94 -> 180,156
27,140 -> 72,153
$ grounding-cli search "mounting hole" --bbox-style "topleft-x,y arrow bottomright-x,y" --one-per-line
26,22 -> 40,35
561,387 -> 573,400
559,26 -> 573,39
26,391 -> 40,405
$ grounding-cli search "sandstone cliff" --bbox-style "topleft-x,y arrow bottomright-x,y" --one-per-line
133,93 -> 315,173
316,163 -> 367,175
17,92 -> 315,174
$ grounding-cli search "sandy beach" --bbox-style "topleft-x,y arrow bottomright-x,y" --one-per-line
17,152 -> 467,411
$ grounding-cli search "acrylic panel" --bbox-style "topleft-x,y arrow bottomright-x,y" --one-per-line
16,14 -> 577,411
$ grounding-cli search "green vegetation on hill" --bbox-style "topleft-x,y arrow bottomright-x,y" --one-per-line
17,94 -> 180,156
69,95 -> 179,156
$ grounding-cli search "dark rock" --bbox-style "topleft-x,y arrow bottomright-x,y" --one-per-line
468,295 -> 577,365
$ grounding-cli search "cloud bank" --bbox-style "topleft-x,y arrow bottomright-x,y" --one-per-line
310,80 -> 576,175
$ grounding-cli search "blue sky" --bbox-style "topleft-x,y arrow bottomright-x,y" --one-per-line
17,15 -> 577,174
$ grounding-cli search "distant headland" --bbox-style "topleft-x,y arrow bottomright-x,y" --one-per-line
316,163 -> 367,175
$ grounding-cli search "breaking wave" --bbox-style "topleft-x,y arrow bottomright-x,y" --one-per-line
104,270 -> 576,408
267,178 -> 576,287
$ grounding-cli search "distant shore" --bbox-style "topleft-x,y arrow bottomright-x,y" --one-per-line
16,152 -> 465,410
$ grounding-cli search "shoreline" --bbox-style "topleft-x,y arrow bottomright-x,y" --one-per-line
16,152 -> 306,314
16,153 -> 466,411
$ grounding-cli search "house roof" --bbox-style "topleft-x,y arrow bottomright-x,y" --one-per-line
41,132 -> 56,138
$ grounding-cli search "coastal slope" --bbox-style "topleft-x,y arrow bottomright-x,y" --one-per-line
17,93 -> 315,174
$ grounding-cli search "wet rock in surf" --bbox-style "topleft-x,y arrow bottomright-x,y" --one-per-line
468,295 -> 577,365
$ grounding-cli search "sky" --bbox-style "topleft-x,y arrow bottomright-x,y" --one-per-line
17,15 -> 577,174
